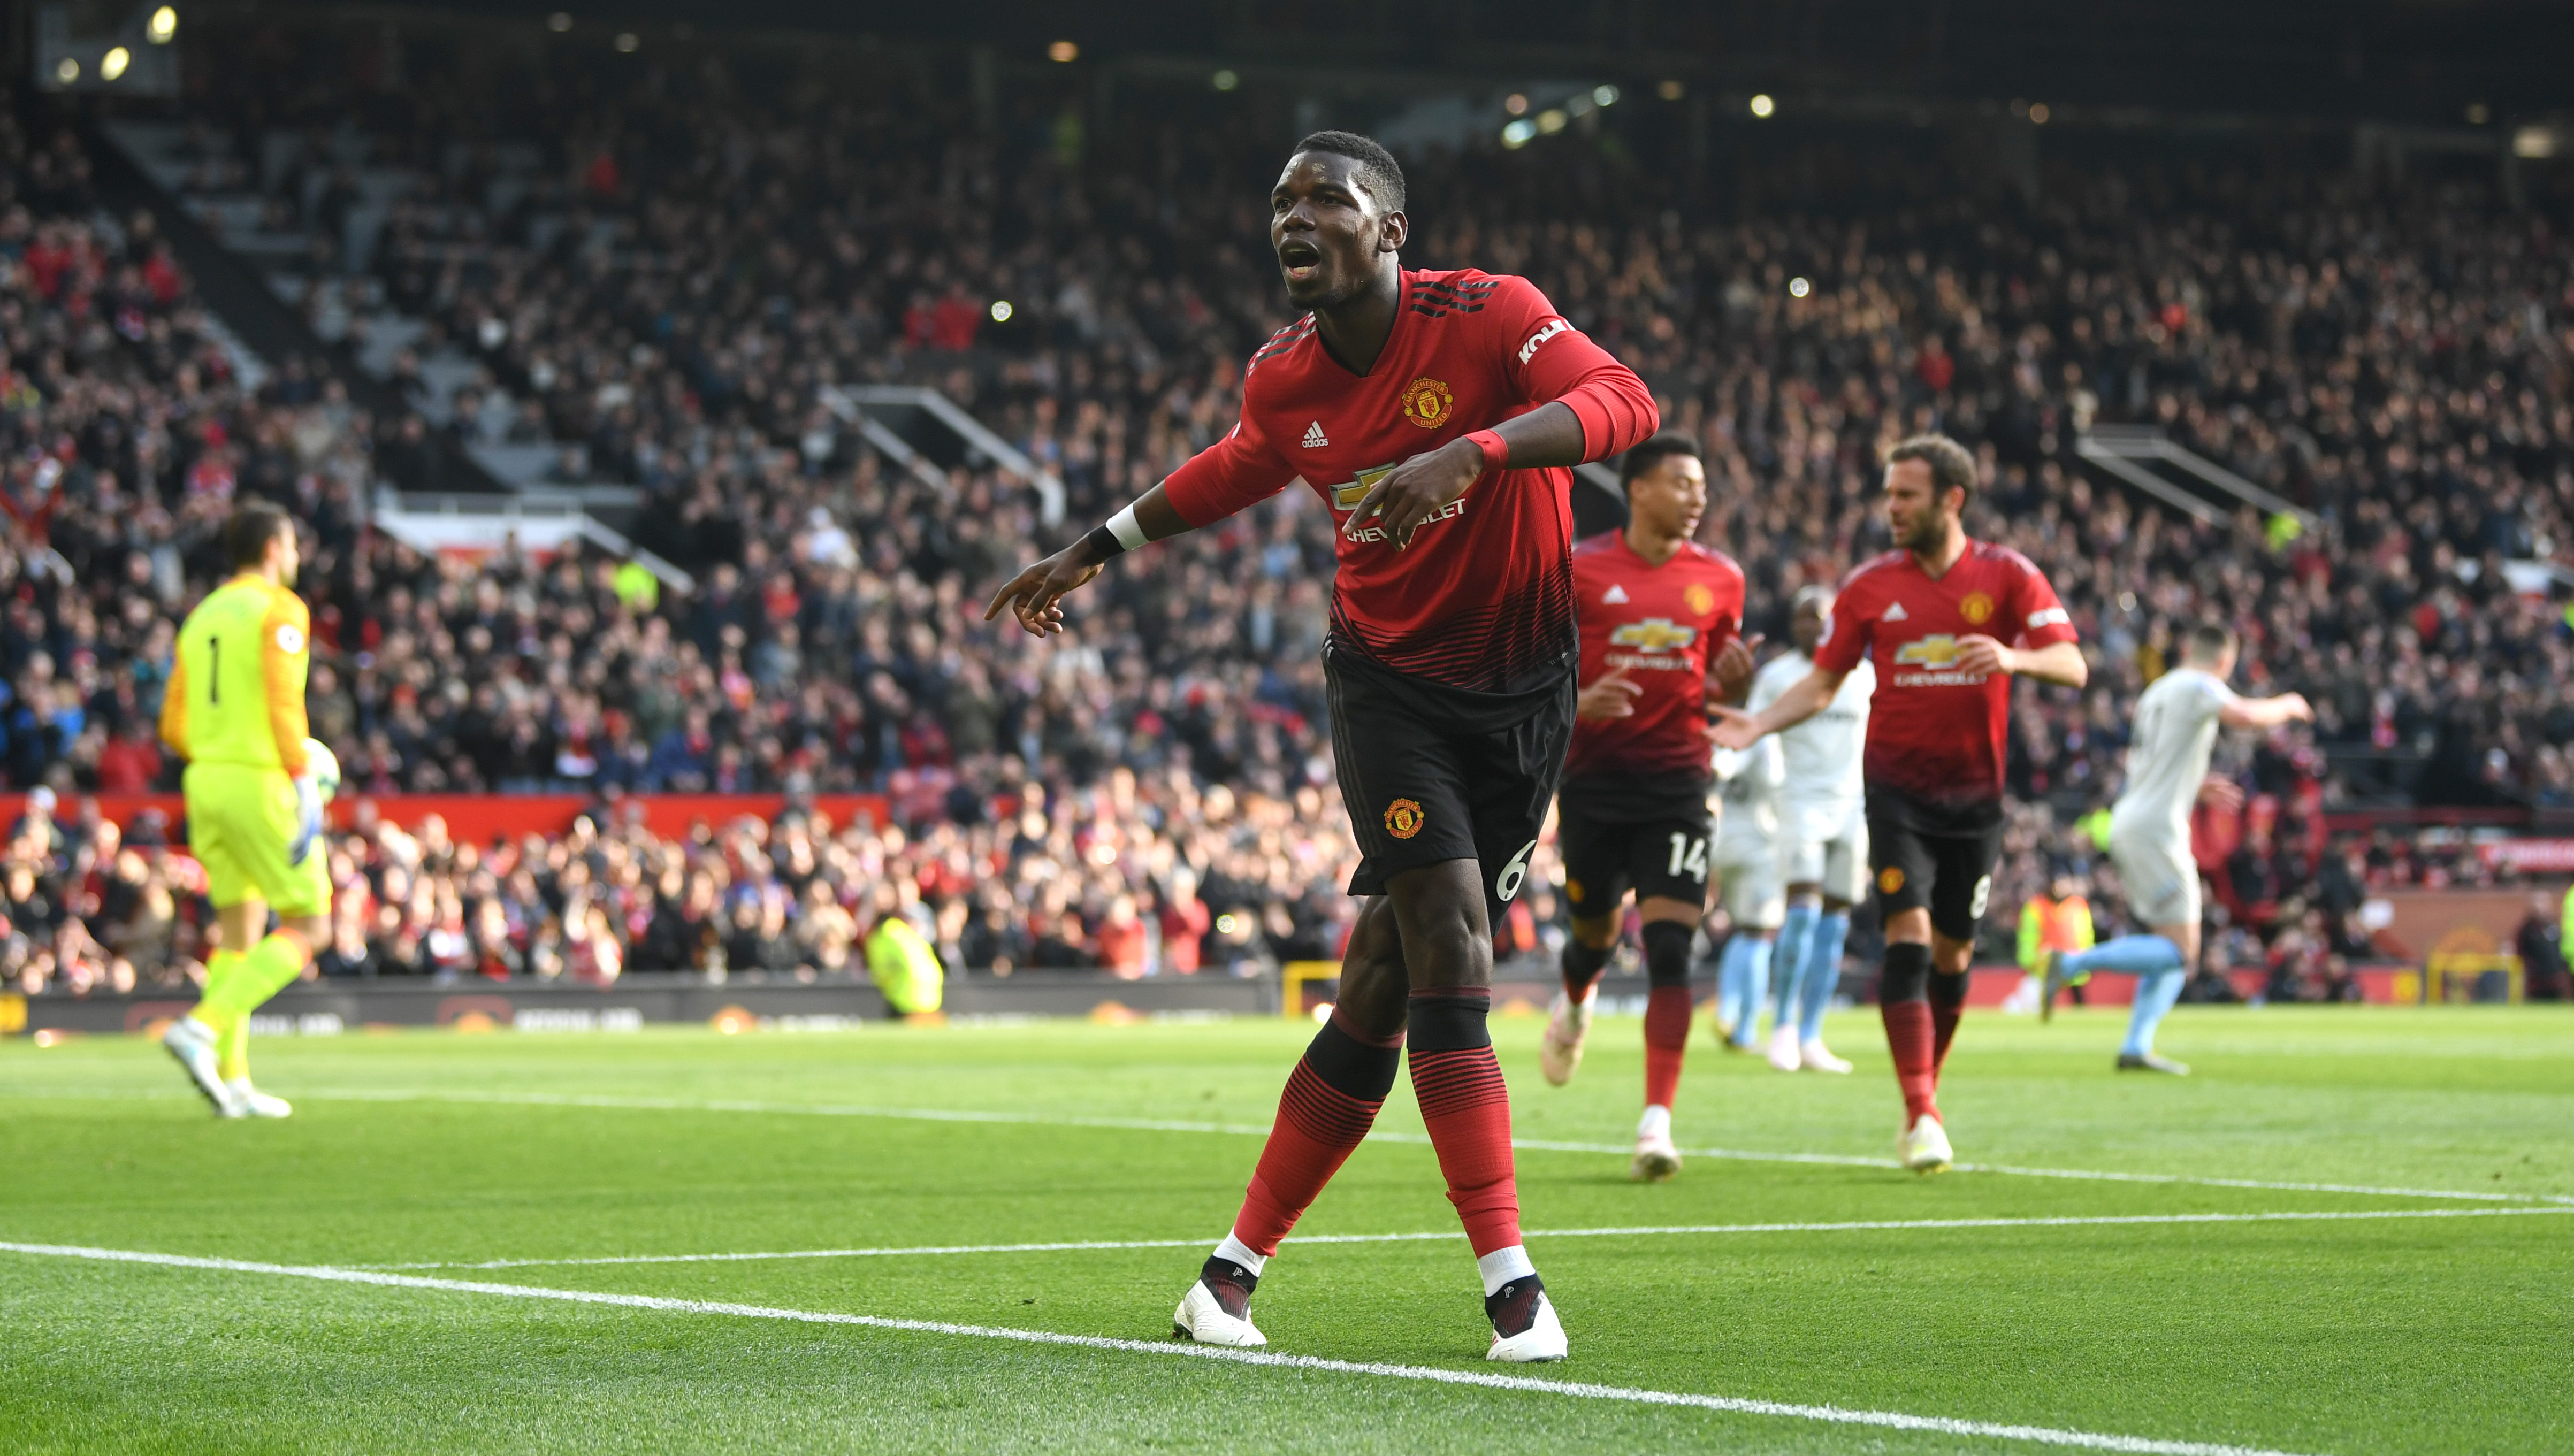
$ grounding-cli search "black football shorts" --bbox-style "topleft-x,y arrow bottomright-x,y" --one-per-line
1328,645 -> 1575,926
1863,783 -> 2005,943
1554,785 -> 1714,921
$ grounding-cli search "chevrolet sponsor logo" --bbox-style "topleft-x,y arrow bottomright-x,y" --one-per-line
1891,634 -> 1960,667
1331,464 -> 1396,512
1609,618 -> 1697,651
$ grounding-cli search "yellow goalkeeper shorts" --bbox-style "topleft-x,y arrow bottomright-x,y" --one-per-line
183,761 -> 331,918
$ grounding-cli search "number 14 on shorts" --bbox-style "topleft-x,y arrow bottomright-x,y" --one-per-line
1667,833 -> 1708,880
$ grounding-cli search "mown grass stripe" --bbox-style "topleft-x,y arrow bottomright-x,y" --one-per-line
0,1239 -> 2314,1456
349,1205 -> 2574,1269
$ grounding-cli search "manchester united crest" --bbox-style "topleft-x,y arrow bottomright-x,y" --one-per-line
1684,583 -> 1716,617
1397,377 -> 1453,429
1878,866 -> 1906,894
1959,591 -> 1996,626
1384,798 -> 1426,839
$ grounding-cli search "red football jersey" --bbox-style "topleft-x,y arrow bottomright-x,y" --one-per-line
1160,269 -> 1656,692
1812,540 -> 2077,807
1562,532 -> 1744,784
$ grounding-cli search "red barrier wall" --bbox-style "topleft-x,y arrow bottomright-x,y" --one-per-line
0,792 -> 892,845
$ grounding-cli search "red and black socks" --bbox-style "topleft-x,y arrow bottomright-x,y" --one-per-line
1560,937 -> 1609,1000
1408,987 -> 1523,1262
1878,941 -> 1938,1124
1640,921 -> 1695,1113
1227,1007 -> 1403,1262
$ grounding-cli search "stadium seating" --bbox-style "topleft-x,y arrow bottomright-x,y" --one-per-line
2,11 -> 2565,991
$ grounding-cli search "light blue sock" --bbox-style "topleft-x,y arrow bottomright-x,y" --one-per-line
2121,968 -> 2189,1057
1729,936 -> 1774,1048
1771,901 -> 1820,1032
1715,935 -> 1752,1033
1799,910 -> 1850,1043
2060,934 -> 2186,977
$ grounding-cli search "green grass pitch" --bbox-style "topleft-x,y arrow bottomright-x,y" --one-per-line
3,1006 -> 2569,1454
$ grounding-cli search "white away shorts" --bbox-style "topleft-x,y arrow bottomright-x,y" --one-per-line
1778,796 -> 1869,905
1714,836 -> 1786,931
2108,823 -> 2201,930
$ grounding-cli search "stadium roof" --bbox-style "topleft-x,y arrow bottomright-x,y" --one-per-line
404,0 -> 2572,128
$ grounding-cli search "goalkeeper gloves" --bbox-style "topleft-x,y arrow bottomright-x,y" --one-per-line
289,773 -> 323,866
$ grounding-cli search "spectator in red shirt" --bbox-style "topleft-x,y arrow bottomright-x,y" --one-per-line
1158,867 -> 1211,974
928,281 -> 983,351
1095,893 -> 1149,978
95,719 -> 163,793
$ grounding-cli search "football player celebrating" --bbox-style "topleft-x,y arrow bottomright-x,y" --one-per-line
1537,432 -> 1752,1182
1714,436 -> 2084,1173
987,132 -> 1655,1359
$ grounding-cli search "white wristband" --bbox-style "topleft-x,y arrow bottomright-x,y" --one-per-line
1105,503 -> 1148,552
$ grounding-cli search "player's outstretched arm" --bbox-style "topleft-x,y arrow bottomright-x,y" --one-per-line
1708,666 -> 1846,749
2219,692 -> 2313,731
983,486 -> 1194,638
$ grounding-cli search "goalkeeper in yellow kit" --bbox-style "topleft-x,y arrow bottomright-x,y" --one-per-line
156,503 -> 330,1119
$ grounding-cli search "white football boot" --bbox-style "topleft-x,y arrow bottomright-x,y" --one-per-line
1799,1039 -> 1853,1074
159,1017 -> 238,1116
1485,1277 -> 1569,1362
1537,986 -> 1596,1087
1631,1125 -> 1682,1183
1899,1113 -> 1953,1175
224,1079 -> 293,1119
1765,1023 -> 1802,1071
1172,1261 -> 1266,1347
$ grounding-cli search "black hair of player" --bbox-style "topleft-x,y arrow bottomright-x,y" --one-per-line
1619,431 -> 1702,489
2187,620 -> 2239,659
225,501 -> 293,568
1291,131 -> 1405,214
1886,433 -> 1977,510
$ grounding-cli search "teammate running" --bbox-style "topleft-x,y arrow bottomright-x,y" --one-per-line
1536,431 -> 1751,1183
1707,731 -> 1784,1055
2042,622 -> 2311,1072
984,132 -> 1655,1360
156,502 -> 329,1120
1713,435 -> 2085,1173
1754,586 -> 1874,1074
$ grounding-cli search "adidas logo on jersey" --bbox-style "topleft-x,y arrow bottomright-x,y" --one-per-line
1602,584 -> 1629,604
1302,421 -> 1328,448
1882,602 -> 1908,621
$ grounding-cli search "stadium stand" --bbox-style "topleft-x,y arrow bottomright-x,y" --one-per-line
1,11 -> 2567,992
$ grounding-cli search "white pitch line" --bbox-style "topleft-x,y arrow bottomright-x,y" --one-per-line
286,1087 -> 2574,1207
360,1205 -> 2574,1270
0,1238 -> 2314,1456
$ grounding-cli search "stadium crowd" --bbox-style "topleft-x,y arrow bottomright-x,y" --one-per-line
3,17 -> 2570,993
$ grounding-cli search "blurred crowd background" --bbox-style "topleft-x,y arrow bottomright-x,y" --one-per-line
2,7 -> 2570,998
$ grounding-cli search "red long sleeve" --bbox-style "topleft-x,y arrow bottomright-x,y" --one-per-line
1492,282 -> 1659,461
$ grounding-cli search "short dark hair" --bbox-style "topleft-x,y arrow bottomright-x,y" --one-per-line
2187,620 -> 2239,661
1291,131 -> 1406,214
225,501 -> 293,568
1619,431 -> 1701,489
1885,433 -> 1977,508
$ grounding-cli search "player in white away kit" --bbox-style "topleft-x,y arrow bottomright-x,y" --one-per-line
1708,732 -> 1785,1051
1754,587 -> 1874,1073
2043,621 -> 2310,1072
